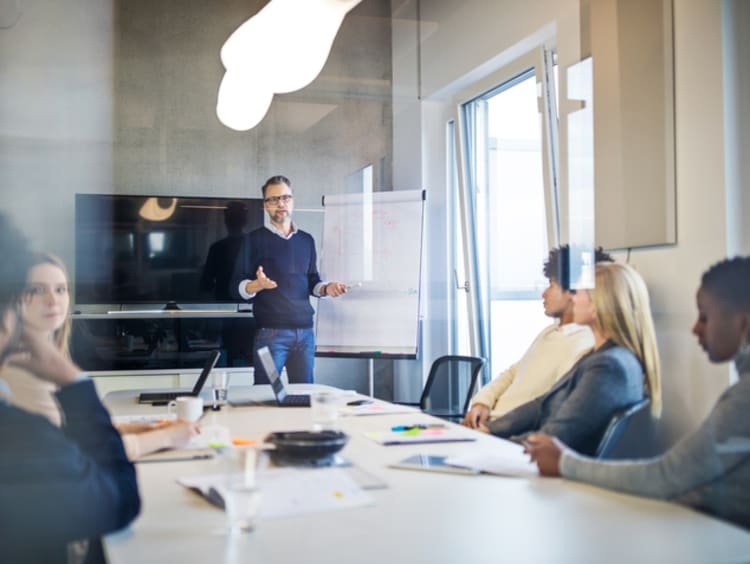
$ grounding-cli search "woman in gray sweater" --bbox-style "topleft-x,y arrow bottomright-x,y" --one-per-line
525,257 -> 750,530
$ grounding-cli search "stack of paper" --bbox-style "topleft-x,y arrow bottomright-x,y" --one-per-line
365,427 -> 476,445
134,424 -> 232,463
445,440 -> 538,478
339,403 -> 420,417
179,467 -> 374,518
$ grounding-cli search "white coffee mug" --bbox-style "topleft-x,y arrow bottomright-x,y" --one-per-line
167,396 -> 203,421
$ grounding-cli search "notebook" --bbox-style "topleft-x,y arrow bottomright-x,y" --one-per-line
364,427 -> 477,446
138,350 -> 221,405
258,346 -> 311,407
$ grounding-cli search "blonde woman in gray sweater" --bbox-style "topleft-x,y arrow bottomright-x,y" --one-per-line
484,262 -> 662,456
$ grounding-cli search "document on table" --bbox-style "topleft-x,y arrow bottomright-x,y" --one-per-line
339,403 -> 420,417
137,448 -> 215,464
178,467 -> 374,518
134,425 -> 233,463
365,427 -> 477,445
112,413 -> 176,424
445,440 -> 538,478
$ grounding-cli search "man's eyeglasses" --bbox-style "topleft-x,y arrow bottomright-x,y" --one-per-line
264,194 -> 293,205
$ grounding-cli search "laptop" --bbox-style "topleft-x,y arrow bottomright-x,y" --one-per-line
257,346 -> 311,407
138,350 -> 221,405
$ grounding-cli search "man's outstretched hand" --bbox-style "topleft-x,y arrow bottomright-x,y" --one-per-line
324,282 -> 348,297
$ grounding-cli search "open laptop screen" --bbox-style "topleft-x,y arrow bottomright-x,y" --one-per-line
138,349 -> 220,404
258,347 -> 287,402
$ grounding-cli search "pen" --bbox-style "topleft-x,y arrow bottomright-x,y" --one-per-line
135,453 -> 214,464
391,424 -> 447,431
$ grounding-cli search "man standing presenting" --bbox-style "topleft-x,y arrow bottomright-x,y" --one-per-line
463,247 -> 612,429
232,176 -> 347,384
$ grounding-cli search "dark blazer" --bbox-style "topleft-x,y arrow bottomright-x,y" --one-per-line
487,340 -> 645,455
0,380 -> 140,562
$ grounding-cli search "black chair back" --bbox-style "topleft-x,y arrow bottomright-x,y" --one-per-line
420,355 -> 486,421
595,397 -> 651,458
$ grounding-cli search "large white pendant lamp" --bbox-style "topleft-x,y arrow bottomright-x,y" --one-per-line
217,0 -> 362,131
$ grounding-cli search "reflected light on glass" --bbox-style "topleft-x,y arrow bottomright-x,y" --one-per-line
217,0 -> 362,131
139,198 -> 177,221
148,232 -> 165,257
216,70 -> 274,133
566,57 -> 595,290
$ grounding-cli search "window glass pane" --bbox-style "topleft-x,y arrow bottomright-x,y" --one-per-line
485,71 -> 549,375
566,58 -> 595,289
462,66 -> 554,378
487,72 -> 549,297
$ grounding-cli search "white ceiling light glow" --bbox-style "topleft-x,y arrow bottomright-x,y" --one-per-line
217,0 -> 362,132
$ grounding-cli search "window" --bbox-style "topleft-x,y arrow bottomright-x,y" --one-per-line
454,48 -> 559,380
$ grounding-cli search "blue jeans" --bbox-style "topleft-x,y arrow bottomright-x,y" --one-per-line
253,327 -> 315,384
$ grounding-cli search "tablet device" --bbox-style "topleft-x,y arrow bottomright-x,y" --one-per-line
389,454 -> 479,476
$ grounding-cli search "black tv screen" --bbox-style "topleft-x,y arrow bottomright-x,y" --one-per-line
75,194 -> 264,305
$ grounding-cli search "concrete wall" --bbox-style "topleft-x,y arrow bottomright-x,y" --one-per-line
0,0 -> 114,265
0,0 -> 393,396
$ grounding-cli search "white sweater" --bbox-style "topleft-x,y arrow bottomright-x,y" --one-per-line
471,323 -> 594,419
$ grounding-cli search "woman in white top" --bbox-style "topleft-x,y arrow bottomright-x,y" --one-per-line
463,246 -> 614,428
0,252 -> 199,460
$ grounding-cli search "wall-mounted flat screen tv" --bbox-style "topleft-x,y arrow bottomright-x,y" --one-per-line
75,194 -> 264,305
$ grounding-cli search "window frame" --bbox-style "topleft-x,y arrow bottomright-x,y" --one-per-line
452,46 -> 560,363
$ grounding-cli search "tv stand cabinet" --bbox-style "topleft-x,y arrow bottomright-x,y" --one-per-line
71,311 -> 255,374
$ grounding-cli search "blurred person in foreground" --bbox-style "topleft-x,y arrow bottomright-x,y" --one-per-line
0,252 -> 198,461
0,214 -> 140,563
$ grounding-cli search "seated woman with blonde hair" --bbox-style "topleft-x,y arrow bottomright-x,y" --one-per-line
0,252 -> 199,460
525,257 -> 750,530
483,261 -> 662,456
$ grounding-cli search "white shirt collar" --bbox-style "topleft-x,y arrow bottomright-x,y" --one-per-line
265,221 -> 298,240
558,322 -> 588,336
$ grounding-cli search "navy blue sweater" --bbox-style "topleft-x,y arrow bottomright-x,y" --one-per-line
231,227 -> 321,329
0,380 -> 140,562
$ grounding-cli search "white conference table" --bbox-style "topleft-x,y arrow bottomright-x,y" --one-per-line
104,385 -> 750,564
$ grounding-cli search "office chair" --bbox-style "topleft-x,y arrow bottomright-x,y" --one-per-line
419,355 -> 486,422
595,397 -> 651,459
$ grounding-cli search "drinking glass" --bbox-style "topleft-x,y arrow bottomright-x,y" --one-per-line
224,484 -> 261,534
212,370 -> 229,405
310,391 -> 339,431
221,447 -> 261,534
